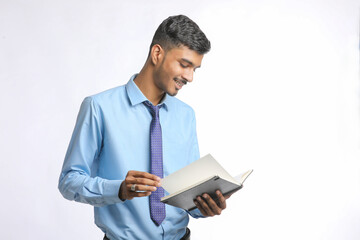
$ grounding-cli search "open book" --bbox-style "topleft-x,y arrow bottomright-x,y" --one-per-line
160,154 -> 253,211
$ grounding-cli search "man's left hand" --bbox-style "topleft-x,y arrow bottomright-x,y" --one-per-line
193,190 -> 234,217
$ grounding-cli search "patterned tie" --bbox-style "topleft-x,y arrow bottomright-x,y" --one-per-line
143,101 -> 166,226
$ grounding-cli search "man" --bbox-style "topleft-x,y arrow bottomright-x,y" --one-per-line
59,15 -> 231,240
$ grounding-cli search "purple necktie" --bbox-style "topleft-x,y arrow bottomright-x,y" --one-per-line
144,101 -> 166,226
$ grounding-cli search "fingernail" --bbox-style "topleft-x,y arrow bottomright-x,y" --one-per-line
153,187 -> 157,191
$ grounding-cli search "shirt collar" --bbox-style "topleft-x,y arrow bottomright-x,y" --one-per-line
125,74 -> 172,110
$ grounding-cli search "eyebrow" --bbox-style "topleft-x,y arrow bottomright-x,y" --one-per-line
181,58 -> 201,69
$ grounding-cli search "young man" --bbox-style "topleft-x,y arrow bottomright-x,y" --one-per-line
59,15 -> 231,240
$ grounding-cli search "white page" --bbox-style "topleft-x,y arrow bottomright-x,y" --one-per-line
233,169 -> 253,184
161,154 -> 238,194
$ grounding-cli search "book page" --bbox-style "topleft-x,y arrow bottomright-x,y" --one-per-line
161,154 -> 239,194
233,169 -> 253,184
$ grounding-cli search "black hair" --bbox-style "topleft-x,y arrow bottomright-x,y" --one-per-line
149,15 -> 211,55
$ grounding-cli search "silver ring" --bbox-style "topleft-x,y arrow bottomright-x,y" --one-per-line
130,184 -> 136,192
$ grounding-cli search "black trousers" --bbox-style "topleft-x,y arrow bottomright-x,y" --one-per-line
104,228 -> 190,240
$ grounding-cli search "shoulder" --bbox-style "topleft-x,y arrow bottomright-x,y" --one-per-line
91,85 -> 126,102
167,95 -> 196,119
78,84 -> 128,120
84,84 -> 127,107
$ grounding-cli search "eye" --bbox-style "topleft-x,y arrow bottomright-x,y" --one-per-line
180,63 -> 188,68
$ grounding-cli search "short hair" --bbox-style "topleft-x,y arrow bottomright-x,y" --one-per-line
149,15 -> 211,55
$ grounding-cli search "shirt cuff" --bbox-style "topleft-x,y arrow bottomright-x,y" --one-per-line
187,208 -> 206,218
103,179 -> 125,204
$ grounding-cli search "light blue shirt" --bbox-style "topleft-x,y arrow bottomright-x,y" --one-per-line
58,74 -> 204,240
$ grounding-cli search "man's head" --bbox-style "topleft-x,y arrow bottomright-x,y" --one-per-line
141,15 -> 211,99
149,15 -> 211,56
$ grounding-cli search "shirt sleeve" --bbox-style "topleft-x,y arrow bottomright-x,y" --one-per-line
58,97 -> 123,207
187,208 -> 206,218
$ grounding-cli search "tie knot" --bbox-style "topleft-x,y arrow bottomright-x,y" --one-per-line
143,101 -> 162,118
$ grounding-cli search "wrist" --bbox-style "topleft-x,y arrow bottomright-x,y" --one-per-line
118,181 -> 126,201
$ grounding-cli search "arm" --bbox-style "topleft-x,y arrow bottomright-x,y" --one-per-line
58,97 -> 160,206
185,108 -> 206,219
185,108 -> 234,217
58,97 -> 122,206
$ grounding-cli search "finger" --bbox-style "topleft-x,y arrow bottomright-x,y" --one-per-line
194,199 -> 207,216
127,171 -> 162,187
196,195 -> 214,216
128,170 -> 161,182
126,186 -> 153,199
216,190 -> 226,210
202,194 -> 222,215
125,174 -> 161,188
130,191 -> 152,198
126,183 -> 157,192
127,176 -> 161,187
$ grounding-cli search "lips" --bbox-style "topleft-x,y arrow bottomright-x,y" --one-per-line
174,78 -> 186,89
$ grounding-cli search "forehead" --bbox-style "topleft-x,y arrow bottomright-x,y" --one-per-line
165,46 -> 204,67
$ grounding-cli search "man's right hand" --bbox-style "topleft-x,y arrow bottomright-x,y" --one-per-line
118,170 -> 162,201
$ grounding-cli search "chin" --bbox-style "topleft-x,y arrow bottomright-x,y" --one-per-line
167,91 -> 178,97
165,87 -> 179,96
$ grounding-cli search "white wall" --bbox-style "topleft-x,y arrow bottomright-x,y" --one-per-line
0,0 -> 359,239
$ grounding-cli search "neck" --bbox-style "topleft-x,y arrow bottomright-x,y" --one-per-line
134,62 -> 165,106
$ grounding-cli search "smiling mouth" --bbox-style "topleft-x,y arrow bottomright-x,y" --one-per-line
174,78 -> 187,89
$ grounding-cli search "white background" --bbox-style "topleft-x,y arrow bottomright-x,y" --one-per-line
1,0 -> 359,239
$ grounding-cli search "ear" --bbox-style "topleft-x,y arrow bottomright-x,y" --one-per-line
150,44 -> 164,66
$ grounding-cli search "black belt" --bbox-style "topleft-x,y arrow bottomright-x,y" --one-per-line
104,228 -> 190,240
181,227 -> 191,240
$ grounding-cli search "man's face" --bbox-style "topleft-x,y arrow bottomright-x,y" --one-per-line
153,45 -> 204,96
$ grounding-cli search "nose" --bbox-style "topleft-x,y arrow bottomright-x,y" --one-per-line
182,68 -> 194,83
